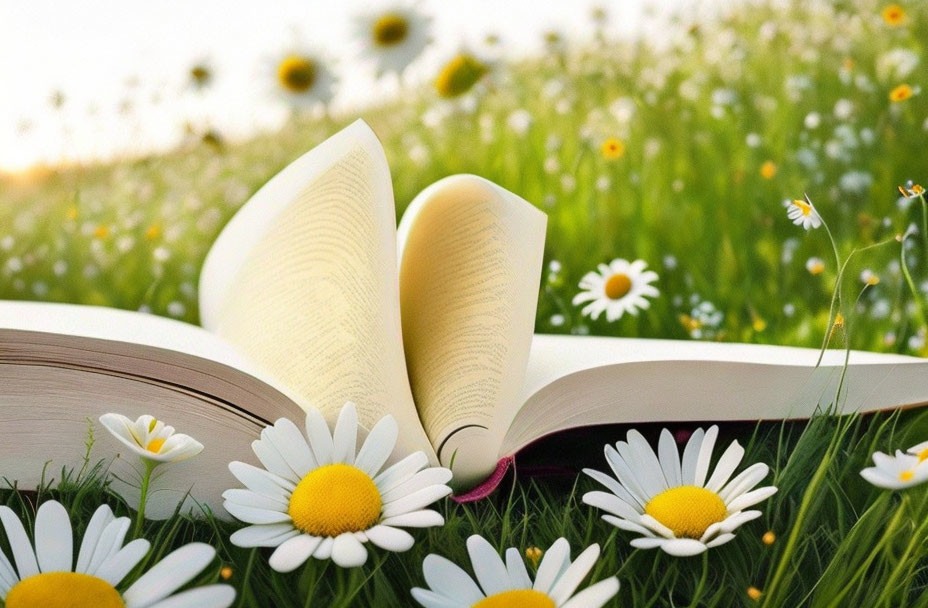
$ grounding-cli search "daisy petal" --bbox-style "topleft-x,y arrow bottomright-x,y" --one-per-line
267,534 -> 321,573
0,506 -> 39,579
681,428 -> 706,485
694,426 -> 719,487
365,525 -> 414,552
660,538 -> 708,557
410,587 -> 463,608
560,577 -> 620,608
658,429 -> 683,488
505,548 -> 532,590
380,509 -> 445,528
141,584 -> 236,608
726,486 -> 778,512
381,485 -> 451,518
422,554 -> 484,602
467,535 -> 509,596
95,539 -> 150,586
304,408 -> 335,466
533,537 -> 569,594
705,440 -> 744,493
331,532 -> 368,568
123,543 -> 216,607
76,505 -> 115,574
34,501 -> 73,573
355,415 -> 399,476
332,402 -> 359,465
230,524 -> 300,548
549,544 -> 600,605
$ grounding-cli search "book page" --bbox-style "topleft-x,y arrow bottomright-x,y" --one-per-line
199,120 -> 434,459
499,334 -> 928,456
397,175 -> 547,486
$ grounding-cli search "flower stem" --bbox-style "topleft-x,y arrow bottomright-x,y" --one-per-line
133,460 -> 157,538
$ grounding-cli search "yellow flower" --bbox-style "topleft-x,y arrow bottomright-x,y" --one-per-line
434,54 -> 487,98
220,566 -> 233,580
882,4 -> 907,26
806,257 -> 826,276
898,183 -> 925,198
752,316 -> 767,332
93,225 -> 110,239
145,223 -> 161,240
889,84 -> 914,102
525,546 -> 543,568
762,531 -> 776,545
748,586 -> 763,601
66,206 -> 79,220
760,161 -> 777,180
861,270 -> 880,286
601,138 -> 626,160
277,55 -> 317,94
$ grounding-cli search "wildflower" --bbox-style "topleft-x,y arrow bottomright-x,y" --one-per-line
882,4 -> 907,26
220,566 -> 233,580
806,257 -> 826,275
525,546 -> 543,568
601,138 -> 626,159
889,84 -> 914,102
0,501 -> 234,608
100,414 -> 204,533
760,161 -> 777,180
762,531 -> 776,545
506,109 -> 533,135
225,402 -> 451,570
572,259 -> 659,322
189,61 -> 213,89
411,535 -> 619,608
145,224 -> 161,240
861,450 -> 928,489
748,587 -> 763,601
94,225 -> 110,239
583,426 -> 777,556
434,54 -> 487,98
272,52 -> 336,108
898,182 -> 925,198
354,5 -> 431,77
786,197 -> 822,230
861,269 -> 880,286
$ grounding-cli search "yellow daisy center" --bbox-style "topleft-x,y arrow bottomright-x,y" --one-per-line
900,470 -> 915,482
373,14 -> 409,46
604,273 -> 632,300
793,199 -> 812,216
435,54 -> 487,98
6,572 -> 124,608
644,486 -> 728,539
146,437 -> 166,453
277,56 -> 317,94
473,589 -> 556,608
288,463 -> 382,536
882,5 -> 905,25
916,448 -> 928,462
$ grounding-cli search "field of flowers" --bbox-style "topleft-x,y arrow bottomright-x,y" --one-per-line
2,0 -> 928,606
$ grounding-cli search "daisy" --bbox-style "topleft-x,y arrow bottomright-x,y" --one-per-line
572,258 -> 659,322
861,449 -> 928,489
786,197 -> 822,230
434,53 -> 488,98
225,402 -> 452,570
889,84 -> 915,102
411,535 -> 619,608
898,182 -> 925,198
354,4 -> 431,77
270,50 -> 336,109
882,4 -> 906,26
806,257 -> 825,275
100,414 -> 203,464
583,426 -> 778,556
0,500 -> 234,608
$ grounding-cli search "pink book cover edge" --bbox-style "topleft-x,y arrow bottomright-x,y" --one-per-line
451,455 -> 515,503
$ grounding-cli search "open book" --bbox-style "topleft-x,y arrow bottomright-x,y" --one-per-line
2,120 -> 927,516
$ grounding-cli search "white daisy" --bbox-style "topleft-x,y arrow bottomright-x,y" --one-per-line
411,535 -> 619,608
0,500 -> 234,608
269,50 -> 336,109
225,401 -> 452,570
583,426 -> 778,557
786,197 -> 822,230
861,449 -> 928,490
572,258 -> 659,321
354,3 -> 431,77
99,413 -> 203,464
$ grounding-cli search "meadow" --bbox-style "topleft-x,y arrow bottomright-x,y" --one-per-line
1,0 -> 928,605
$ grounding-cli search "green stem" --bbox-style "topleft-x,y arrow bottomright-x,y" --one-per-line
880,491 -> 928,607
133,460 -> 157,538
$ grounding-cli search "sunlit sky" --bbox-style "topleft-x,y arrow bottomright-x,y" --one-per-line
0,0 -> 717,172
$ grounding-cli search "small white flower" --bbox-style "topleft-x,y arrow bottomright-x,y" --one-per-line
583,426 -> 777,556
353,4 -> 431,77
786,198 -> 822,230
0,501 -> 234,608
804,112 -> 821,129
411,535 -> 619,608
225,402 -> 451,570
506,109 -> 533,135
572,259 -> 659,322
99,414 -> 203,464
268,49 -> 336,109
861,450 -> 928,490
806,257 -> 825,275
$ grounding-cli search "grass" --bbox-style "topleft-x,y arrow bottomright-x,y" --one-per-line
1,0 -> 928,605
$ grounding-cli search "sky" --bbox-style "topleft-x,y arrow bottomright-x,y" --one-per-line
0,0 -> 714,172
